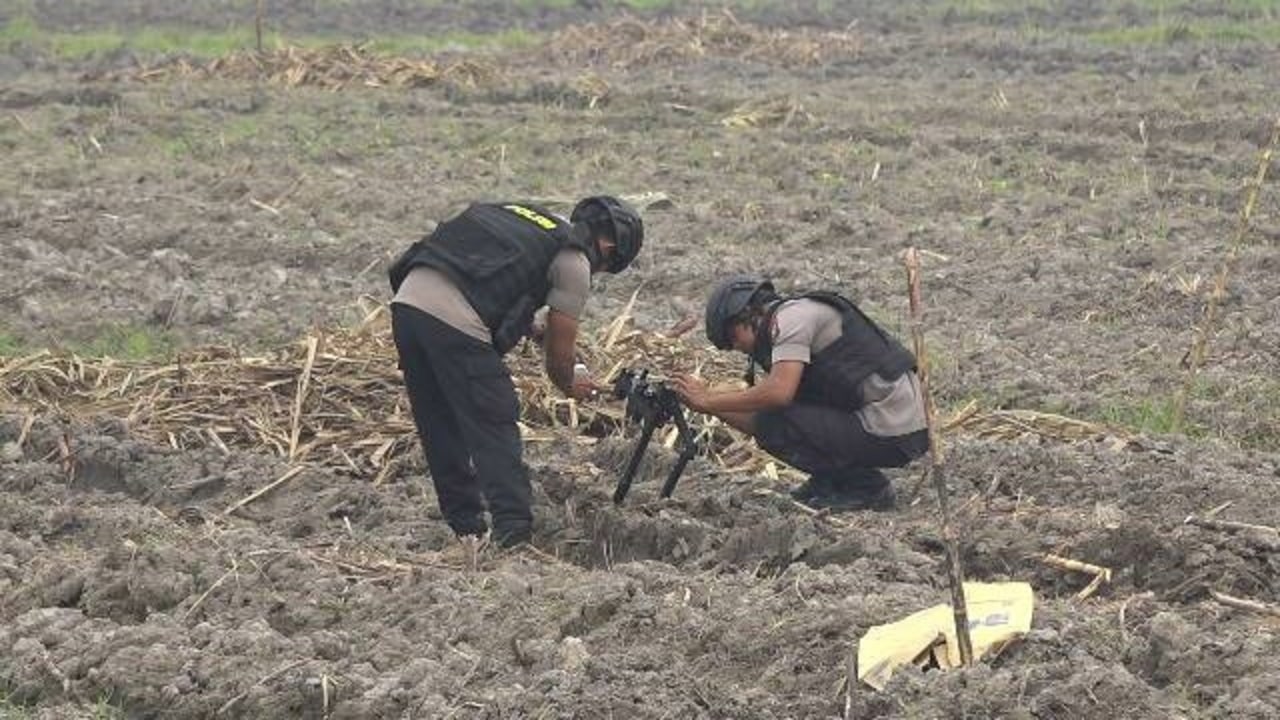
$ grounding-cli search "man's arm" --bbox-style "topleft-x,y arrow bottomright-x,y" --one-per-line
543,249 -> 599,400
674,360 -> 804,414
543,308 -> 579,395
543,308 -> 601,401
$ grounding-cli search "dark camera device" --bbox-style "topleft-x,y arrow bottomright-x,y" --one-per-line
610,368 -> 700,504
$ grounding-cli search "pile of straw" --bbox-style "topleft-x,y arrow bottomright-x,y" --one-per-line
1,302 -> 1130,483
131,45 -> 499,90
547,10 -> 862,70
114,14 -> 860,92
0,301 -> 742,482
943,400 -> 1132,446
720,96 -> 813,129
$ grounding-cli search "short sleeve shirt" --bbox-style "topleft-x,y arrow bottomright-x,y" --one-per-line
768,298 -> 926,438
392,248 -> 591,344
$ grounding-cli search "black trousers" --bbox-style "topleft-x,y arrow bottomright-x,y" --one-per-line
391,303 -> 530,539
754,402 -> 929,486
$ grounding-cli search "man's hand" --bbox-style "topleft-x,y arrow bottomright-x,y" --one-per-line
674,361 -> 803,416
672,374 -> 713,413
528,317 -> 547,346
569,377 -> 604,402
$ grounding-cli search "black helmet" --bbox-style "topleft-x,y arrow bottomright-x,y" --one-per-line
571,195 -> 644,274
705,274 -> 775,350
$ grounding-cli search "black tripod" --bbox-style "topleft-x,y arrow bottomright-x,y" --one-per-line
611,369 -> 700,504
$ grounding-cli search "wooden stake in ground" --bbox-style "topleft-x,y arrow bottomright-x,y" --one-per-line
904,247 -> 975,666
255,0 -> 266,54
1173,116 -> 1280,432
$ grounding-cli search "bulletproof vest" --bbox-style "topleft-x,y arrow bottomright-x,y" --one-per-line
389,202 -> 587,353
751,291 -> 916,411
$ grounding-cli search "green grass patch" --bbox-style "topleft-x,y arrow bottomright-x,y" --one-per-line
0,691 -> 31,720
1120,0 -> 1279,16
0,14 -> 541,60
90,694 -> 124,720
1087,19 -> 1280,45
0,15 -> 281,58
922,0 -> 1276,21
1097,394 -> 1192,436
507,0 -> 755,9
74,324 -> 175,361
923,0 -> 1051,16
0,329 -> 25,357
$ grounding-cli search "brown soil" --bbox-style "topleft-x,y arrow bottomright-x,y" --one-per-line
3,2 -> 1280,718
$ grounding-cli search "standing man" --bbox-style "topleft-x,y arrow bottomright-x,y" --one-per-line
388,197 -> 643,547
674,275 -> 927,511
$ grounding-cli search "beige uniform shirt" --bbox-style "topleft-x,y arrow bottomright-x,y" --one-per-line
392,249 -> 591,344
769,298 -> 927,438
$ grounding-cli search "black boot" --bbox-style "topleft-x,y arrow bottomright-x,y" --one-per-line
493,524 -> 532,549
810,467 -> 897,512
790,473 -> 838,502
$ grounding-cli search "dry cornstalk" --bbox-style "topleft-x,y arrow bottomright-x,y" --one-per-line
1210,590 -> 1280,618
217,660 -> 306,715
1041,553 -> 1113,601
842,648 -> 857,720
1173,116 -> 1280,432
904,246 -> 974,666
603,286 -> 642,350
17,413 -> 35,448
223,465 -> 306,516
184,558 -> 239,620
1204,500 -> 1234,518
1184,515 -> 1278,535
288,336 -> 319,461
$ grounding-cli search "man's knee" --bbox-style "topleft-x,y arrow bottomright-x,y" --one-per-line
752,409 -> 827,472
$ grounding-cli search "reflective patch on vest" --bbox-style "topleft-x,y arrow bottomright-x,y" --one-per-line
503,204 -> 558,231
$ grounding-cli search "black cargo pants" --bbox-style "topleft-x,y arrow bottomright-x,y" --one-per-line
391,303 -> 531,543
754,403 -> 929,489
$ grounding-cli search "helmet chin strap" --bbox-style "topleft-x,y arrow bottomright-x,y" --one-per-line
570,223 -> 604,271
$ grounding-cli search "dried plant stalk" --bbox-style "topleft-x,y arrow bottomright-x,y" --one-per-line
1173,116 -> 1280,432
905,246 -> 974,667
1041,553 -> 1113,601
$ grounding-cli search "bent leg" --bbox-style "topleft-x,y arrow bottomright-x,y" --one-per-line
754,404 -> 927,495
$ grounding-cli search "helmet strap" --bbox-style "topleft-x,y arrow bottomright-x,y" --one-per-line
570,223 -> 604,271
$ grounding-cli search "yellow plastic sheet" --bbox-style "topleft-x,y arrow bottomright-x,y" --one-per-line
857,582 -> 1034,690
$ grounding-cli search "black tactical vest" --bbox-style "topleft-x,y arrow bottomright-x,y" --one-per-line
750,292 -> 916,411
388,202 -> 588,353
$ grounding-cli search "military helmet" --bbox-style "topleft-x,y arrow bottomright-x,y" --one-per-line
571,195 -> 644,274
705,274 -> 775,350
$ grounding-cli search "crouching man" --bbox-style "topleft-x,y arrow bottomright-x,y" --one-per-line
673,275 -> 927,511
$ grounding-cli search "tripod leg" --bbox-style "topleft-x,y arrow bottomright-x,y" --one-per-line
660,411 -> 700,499
614,418 -> 657,505
660,453 -> 694,499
